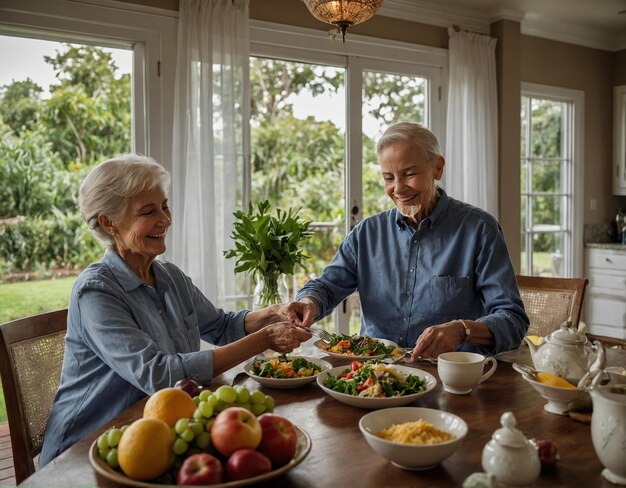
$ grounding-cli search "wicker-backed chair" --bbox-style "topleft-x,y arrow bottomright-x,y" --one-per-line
516,275 -> 589,337
0,309 -> 67,483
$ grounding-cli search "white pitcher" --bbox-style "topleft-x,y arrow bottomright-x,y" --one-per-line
590,383 -> 626,485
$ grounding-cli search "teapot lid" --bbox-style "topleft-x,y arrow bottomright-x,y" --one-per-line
544,321 -> 586,346
491,412 -> 529,448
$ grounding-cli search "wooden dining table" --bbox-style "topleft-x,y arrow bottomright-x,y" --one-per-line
22,345 -> 625,487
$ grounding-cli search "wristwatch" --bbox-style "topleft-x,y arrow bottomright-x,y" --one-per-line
458,319 -> 471,342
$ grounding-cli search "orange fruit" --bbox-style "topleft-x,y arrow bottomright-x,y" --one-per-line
117,418 -> 175,481
536,371 -> 576,388
143,387 -> 196,427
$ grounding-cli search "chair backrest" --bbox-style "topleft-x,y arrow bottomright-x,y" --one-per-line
0,309 -> 67,484
516,275 -> 589,337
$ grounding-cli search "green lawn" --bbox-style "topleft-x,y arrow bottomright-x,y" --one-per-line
0,277 -> 76,422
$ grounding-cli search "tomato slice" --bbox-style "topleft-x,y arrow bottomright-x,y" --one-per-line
356,377 -> 375,391
350,360 -> 363,371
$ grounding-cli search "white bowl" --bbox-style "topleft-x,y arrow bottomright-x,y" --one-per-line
243,356 -> 332,389
605,366 -> 626,385
359,407 -> 468,470
316,364 -> 436,409
521,374 -> 590,415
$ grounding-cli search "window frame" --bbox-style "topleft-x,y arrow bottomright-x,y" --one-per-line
0,0 -> 177,168
520,82 -> 584,278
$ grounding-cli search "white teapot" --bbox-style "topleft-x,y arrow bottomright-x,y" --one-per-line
524,321 -> 596,381
481,412 -> 541,486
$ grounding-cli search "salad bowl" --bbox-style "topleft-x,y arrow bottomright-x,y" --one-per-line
313,337 -> 400,361
317,364 -> 436,409
243,356 -> 332,389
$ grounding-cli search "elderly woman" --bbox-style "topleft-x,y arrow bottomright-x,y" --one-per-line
40,155 -> 310,465
284,122 -> 528,359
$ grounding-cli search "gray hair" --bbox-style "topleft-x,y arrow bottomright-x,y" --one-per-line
376,122 -> 442,162
79,154 -> 171,247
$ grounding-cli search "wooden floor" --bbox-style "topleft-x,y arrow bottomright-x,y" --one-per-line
0,421 -> 16,486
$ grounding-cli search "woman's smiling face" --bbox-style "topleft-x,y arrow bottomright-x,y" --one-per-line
378,140 -> 444,224
112,186 -> 171,259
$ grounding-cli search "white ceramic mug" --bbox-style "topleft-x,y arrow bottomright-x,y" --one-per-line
438,351 -> 498,394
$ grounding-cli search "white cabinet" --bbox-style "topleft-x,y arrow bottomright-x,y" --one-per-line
584,247 -> 626,339
614,85 -> 626,195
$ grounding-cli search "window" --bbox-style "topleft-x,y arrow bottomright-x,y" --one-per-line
520,83 -> 584,278
249,21 -> 446,332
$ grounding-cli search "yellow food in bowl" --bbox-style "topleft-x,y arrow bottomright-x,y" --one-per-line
376,419 -> 455,445
536,372 -> 576,388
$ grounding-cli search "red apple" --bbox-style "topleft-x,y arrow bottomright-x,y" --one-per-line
225,449 -> 272,481
210,407 -> 262,457
256,413 -> 297,467
176,453 -> 223,485
174,378 -> 200,398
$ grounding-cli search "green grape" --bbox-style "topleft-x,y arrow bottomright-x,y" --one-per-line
180,428 -> 195,443
106,448 -> 119,469
120,424 -> 129,433
189,421 -> 203,435
198,390 -> 212,402
206,393 -> 218,407
97,433 -> 109,451
264,395 -> 275,411
193,407 -> 204,420
234,402 -> 252,412
235,385 -> 250,403
195,431 -> 211,449
98,445 -> 111,459
250,390 -> 266,404
215,385 -> 237,403
250,402 -> 266,415
175,418 -> 190,435
200,401 -> 214,418
173,438 -> 189,456
213,400 -> 228,413
204,418 -> 214,431
107,428 -> 122,448
192,396 -> 200,406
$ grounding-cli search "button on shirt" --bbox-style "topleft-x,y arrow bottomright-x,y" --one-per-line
40,250 -> 247,465
296,188 -> 529,354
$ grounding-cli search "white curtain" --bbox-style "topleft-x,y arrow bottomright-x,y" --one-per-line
445,28 -> 499,218
170,0 -> 249,302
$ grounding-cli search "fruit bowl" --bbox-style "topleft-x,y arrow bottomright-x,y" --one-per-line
359,407 -> 468,470
243,356 -> 332,389
316,364 -> 436,409
89,426 -> 312,487
519,371 -> 590,415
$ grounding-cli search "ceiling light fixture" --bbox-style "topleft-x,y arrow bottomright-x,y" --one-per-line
301,0 -> 384,43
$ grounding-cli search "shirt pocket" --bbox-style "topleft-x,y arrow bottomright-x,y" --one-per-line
182,311 -> 200,351
429,275 -> 474,311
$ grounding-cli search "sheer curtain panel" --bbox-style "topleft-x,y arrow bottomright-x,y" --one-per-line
171,0 -> 249,302
445,28 -> 498,218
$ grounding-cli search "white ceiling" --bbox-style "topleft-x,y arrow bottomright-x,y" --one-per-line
379,0 -> 626,51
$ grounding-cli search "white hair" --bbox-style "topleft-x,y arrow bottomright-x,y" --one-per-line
79,154 -> 171,247
376,122 -> 442,162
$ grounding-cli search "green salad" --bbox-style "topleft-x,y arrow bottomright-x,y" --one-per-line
251,355 -> 322,379
320,332 -> 397,357
322,360 -> 427,398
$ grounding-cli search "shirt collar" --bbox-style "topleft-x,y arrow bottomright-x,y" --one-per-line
394,187 -> 449,231
103,249 -> 171,293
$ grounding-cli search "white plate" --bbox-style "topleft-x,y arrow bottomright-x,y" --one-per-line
89,426 -> 312,487
313,338 -> 400,361
243,356 -> 333,389
317,364 -> 437,409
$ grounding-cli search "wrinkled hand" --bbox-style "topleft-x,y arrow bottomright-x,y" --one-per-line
281,299 -> 319,328
410,320 -> 464,360
265,322 -> 312,353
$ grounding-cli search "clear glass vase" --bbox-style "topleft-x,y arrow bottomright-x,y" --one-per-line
253,273 -> 289,310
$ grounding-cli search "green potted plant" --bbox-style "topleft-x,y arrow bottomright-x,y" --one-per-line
224,200 -> 313,309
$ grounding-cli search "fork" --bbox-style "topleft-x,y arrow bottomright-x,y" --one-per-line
309,326 -> 333,343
